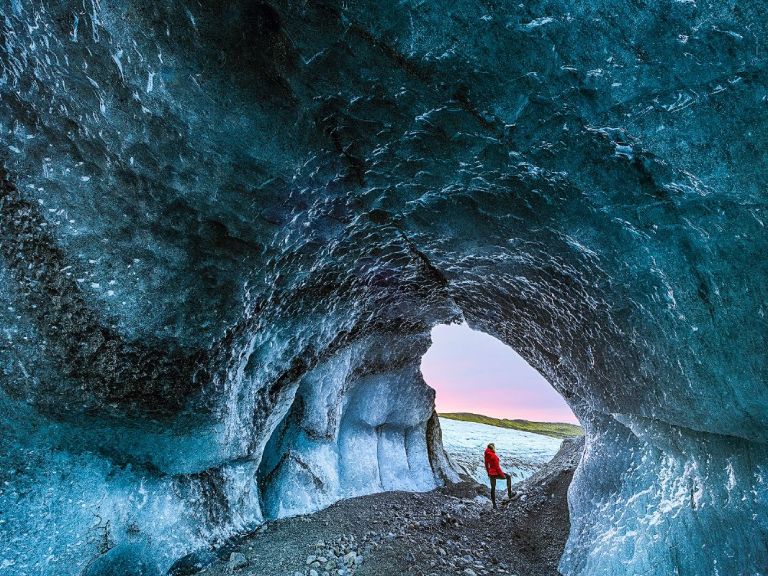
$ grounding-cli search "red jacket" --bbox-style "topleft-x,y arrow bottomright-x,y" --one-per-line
484,447 -> 504,477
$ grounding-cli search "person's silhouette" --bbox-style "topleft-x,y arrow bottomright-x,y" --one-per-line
484,443 -> 513,509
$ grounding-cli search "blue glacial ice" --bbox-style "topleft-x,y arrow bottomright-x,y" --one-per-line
0,0 -> 767,575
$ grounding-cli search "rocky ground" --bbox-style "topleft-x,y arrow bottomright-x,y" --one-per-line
170,438 -> 583,576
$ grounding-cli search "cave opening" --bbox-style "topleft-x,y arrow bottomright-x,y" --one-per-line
420,321 -> 582,486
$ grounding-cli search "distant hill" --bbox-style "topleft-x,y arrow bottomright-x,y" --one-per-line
439,412 -> 583,439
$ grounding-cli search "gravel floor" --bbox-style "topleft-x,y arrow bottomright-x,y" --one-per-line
171,438 -> 583,576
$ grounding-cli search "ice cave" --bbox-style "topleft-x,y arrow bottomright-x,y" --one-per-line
0,0 -> 766,575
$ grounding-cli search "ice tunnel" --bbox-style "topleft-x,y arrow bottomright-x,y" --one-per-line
0,1 -> 766,574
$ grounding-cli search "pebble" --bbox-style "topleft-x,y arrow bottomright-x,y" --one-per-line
227,552 -> 247,571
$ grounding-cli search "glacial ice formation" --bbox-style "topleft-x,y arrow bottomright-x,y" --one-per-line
0,0 -> 766,574
439,416 -> 564,486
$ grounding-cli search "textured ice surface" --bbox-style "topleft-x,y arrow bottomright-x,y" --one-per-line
258,336 -> 439,521
438,417 -> 563,487
0,0 -> 767,575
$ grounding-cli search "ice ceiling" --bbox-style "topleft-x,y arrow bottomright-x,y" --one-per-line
1,1 -> 766,575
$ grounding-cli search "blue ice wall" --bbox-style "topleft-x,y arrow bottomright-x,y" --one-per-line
0,0 -> 766,574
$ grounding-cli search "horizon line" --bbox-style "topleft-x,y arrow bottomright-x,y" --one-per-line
438,411 -> 582,427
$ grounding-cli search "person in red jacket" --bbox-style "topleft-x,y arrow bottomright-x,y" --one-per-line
484,443 -> 513,509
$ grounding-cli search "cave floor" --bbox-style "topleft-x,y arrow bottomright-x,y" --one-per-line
191,445 -> 576,576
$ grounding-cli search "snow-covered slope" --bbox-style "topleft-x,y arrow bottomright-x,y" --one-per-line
439,417 -> 563,487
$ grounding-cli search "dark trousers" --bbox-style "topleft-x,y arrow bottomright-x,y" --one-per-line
490,473 -> 512,508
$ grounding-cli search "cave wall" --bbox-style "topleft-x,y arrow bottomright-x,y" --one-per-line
1,0 -> 767,574
257,331 -> 446,521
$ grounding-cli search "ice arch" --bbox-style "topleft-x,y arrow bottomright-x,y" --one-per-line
1,1 -> 766,575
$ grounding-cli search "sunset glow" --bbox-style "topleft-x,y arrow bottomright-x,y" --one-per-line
420,323 -> 579,424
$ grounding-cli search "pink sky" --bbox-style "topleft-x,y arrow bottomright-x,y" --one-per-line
420,323 -> 579,424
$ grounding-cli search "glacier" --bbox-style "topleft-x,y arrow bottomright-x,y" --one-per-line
438,416 -> 564,486
0,0 -> 767,575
